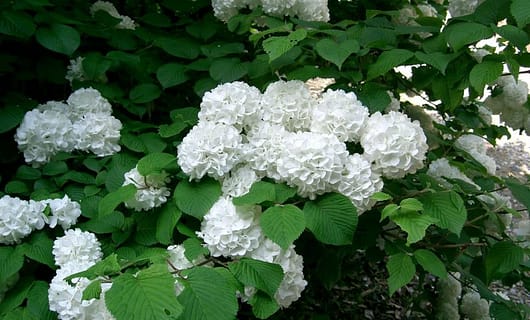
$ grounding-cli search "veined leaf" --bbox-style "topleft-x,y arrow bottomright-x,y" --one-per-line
413,249 -> 447,278
420,191 -> 467,236
315,38 -> 359,70
367,49 -> 414,80
387,253 -> 416,296
136,152 -> 177,176
260,205 -> 305,249
469,61 -> 503,93
228,258 -> 284,298
444,22 -> 493,51
98,184 -> 136,217
174,178 -> 221,219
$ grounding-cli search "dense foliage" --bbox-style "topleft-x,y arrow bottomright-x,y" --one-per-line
1,0 -> 530,319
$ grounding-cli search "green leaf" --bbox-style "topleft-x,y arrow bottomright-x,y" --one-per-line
248,291 -> 280,319
158,121 -> 188,138
303,193 -> 358,246
413,249 -> 447,278
20,231 -> 54,268
35,23 -> 80,55
399,198 -> 424,212
42,161 -> 68,176
493,24 -> 529,50
387,253 -> 416,296
485,241 -> 524,282
356,82 -> 392,113
228,258 -> 284,297
272,183 -> 297,204
209,58 -> 249,83
182,237 -> 209,262
469,61 -> 503,93
444,22 -> 493,51
0,10 -> 36,38
106,264 -> 183,320
129,83 -> 162,103
155,37 -> 200,59
137,152 -> 177,176
82,279 -> 102,300
391,211 -> 438,245
415,52 -> 456,75
156,202 -> 182,245
0,106 -> 26,134
138,133 -> 167,154
367,49 -> 414,80
420,191 -> 467,236
371,192 -> 393,201
263,29 -> 307,62
315,38 -> 359,70
15,166 -> 41,180
156,63 -> 189,89
66,254 -> 121,282
511,0 -> 530,27
201,42 -> 245,58
98,184 -> 136,217
505,178 -> 530,211
26,281 -> 55,320
82,53 -> 112,81
260,205 -> 305,250
174,178 -> 221,219
380,204 -> 399,222
0,277 -> 33,316
0,247 -> 24,284
233,181 -> 276,205
177,266 -> 238,320
5,180 -> 29,195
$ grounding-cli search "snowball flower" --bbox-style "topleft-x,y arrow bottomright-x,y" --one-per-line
427,158 -> 480,190
43,195 -> 82,229
484,76 -> 529,132
211,0 -> 247,21
178,121 -> 243,180
196,197 -> 262,257
122,166 -> 171,211
0,196 -> 46,245
310,89 -> 369,142
90,1 -> 136,30
291,0 -> 330,22
460,291 -> 491,320
67,87 -> 113,119
448,0 -> 485,17
260,80 -> 315,132
52,228 -> 103,269
72,113 -> 122,157
221,165 -> 260,197
261,0 -> 297,16
435,272 -> 462,320
198,81 -> 262,130
454,134 -> 496,175
335,154 -> 384,214
361,111 -> 428,179
276,132 -> 349,199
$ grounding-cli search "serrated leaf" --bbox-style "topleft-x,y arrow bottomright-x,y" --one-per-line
0,276 -> 33,316
413,249 -> 447,278
0,10 -> 36,38
415,52 -> 456,74
273,183 -> 297,204
20,231 -> 54,268
15,166 -> 41,180
381,204 -> 399,222
129,83 -> 162,103
233,181 -> 276,205
174,178 -> 221,219
315,38 -> 359,69
182,237 -> 209,262
511,0 -> 530,27
156,202 -> 181,245
303,193 -> 358,245
0,247 -> 24,284
420,191 -> 467,236
391,211 -> 438,245
357,82 -> 392,113
158,121 -> 188,138
42,161 -> 68,176
505,178 -> 530,211
156,63 -> 189,89
155,37 -> 200,59
138,133 -> 167,154
371,192 -> 393,201
260,205 -> 305,250
469,61 -> 503,93
137,152 -> 177,176
485,241 -> 524,283
82,53 -> 112,81
444,22 -> 493,51
178,266 -> 238,320
66,254 -> 121,282
35,23 -> 80,55
493,24 -> 529,50
98,184 -> 136,217
0,106 -> 26,133
209,58 -> 248,83
387,253 -> 416,296
263,29 -> 306,62
82,279 -> 102,300
400,198 -> 424,212
249,290 -> 280,319
367,49 -> 414,80
26,281 -> 55,320
228,258 -> 283,298
106,264 -> 183,320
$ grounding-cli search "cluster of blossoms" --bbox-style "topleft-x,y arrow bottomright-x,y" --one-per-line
211,0 -> 329,22
90,1 -> 136,30
15,88 -> 122,166
447,0 -> 485,18
0,195 -> 81,245
484,76 -> 530,133
122,166 -> 171,211
435,272 -> 462,319
178,80 -> 428,213
454,134 -> 496,175
48,229 -> 114,320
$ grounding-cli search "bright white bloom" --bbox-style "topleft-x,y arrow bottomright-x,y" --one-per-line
276,132 -> 349,199
261,0 -> 296,16
44,195 -> 82,229
221,165 -> 260,197
90,1 -> 136,30
335,154 -> 384,214
48,267 -> 94,320
0,196 -> 46,245
310,89 -> 369,142
52,228 -> 103,269
261,80 -> 315,132
15,107 -> 75,166
72,113 -> 122,157
244,122 -> 290,180
448,0 -> 485,18
361,111 -> 428,179
67,87 -> 113,119
65,57 -> 87,84
211,0 -> 328,21
122,166 -> 171,211
454,134 -> 496,175
435,272 -> 461,320
460,291 -> 491,320
196,197 -> 262,257
291,0 -> 330,22
484,76 -> 529,132
427,158 -> 480,189
178,121 -> 243,180
198,82 -> 262,130
211,0 -> 247,21
247,239 -> 307,308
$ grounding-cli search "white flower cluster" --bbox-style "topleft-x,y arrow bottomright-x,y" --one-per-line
435,272 -> 462,320
65,57 -> 87,84
15,88 -> 122,166
178,80 -> 428,212
460,291 -> 491,320
427,158 -> 480,190
122,166 -> 171,211
448,0 -> 485,18
211,0 -> 329,22
512,220 -> 530,248
0,194 -> 82,245
454,134 -> 496,175
484,76 -> 530,133
48,229 -> 114,320
90,1 -> 136,30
